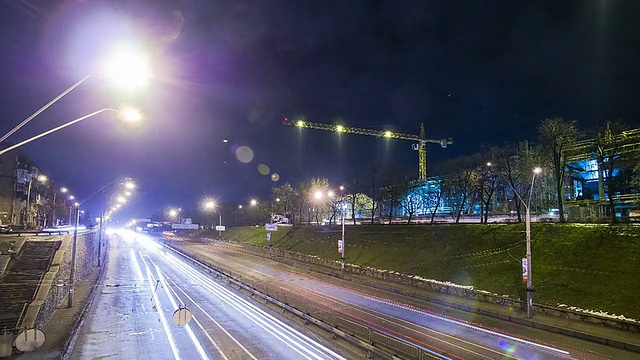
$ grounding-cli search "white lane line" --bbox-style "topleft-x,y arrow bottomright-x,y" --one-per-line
156,265 -> 256,360
138,251 -> 181,360
163,252 -> 345,360
149,327 -> 156,340
150,261 -> 210,360
159,272 -> 236,360
130,249 -> 145,281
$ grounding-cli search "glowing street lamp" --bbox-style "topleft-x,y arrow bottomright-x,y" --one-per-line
24,174 -> 48,229
52,186 -> 69,226
203,199 -> 222,238
250,199 -> 258,206
0,47 -> 151,145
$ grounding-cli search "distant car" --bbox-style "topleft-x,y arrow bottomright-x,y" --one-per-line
0,225 -> 12,233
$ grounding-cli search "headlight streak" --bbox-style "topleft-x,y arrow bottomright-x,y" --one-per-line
161,252 -> 346,360
187,244 -> 582,359
280,283 -> 514,359
269,269 -> 573,359
245,260 -> 577,359
359,296 -> 572,357
150,261 -> 210,360
139,251 -> 182,360
155,262 -> 257,360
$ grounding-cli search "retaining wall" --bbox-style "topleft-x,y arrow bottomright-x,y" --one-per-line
21,231 -> 99,329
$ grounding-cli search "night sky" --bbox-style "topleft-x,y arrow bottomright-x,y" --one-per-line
1,0 -> 639,219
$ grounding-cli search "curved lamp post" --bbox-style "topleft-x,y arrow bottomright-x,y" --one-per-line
204,200 -> 223,238
0,47 -> 151,144
69,177 -> 135,307
0,106 -> 142,156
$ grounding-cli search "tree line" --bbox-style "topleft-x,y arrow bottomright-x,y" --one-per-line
262,118 -> 640,225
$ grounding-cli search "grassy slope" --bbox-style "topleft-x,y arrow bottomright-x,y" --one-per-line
203,224 -> 640,319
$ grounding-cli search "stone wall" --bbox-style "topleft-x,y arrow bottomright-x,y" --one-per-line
23,231 -> 99,328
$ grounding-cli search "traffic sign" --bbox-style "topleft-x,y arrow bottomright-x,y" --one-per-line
522,258 -> 528,282
215,226 -> 226,231
265,223 -> 278,231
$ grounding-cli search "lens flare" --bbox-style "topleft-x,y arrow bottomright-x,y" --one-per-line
235,146 -> 254,163
258,164 -> 270,175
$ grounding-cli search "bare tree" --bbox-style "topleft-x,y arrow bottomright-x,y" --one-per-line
398,175 -> 421,224
596,121 -> 631,224
538,118 -> 580,223
440,155 -> 478,223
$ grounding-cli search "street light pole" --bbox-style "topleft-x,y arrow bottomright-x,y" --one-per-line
218,212 -> 222,239
525,168 -> 541,318
68,205 -> 80,308
24,180 -> 33,230
341,213 -> 345,272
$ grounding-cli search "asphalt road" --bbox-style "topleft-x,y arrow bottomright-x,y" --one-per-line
67,231 -> 355,359
166,234 -> 638,360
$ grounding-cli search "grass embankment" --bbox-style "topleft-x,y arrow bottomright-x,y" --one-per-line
196,224 -> 640,320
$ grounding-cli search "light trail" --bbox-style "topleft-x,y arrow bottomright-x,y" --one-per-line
162,252 -> 346,360
138,250 -> 182,360
157,265 -> 258,360
150,260 -> 210,360
178,240 -> 586,359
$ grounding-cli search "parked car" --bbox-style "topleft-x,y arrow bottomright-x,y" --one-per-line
0,224 -> 12,233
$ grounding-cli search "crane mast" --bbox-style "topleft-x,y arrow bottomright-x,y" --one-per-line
283,118 -> 452,180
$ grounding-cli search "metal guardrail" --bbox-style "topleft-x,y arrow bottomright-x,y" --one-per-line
17,230 -> 71,236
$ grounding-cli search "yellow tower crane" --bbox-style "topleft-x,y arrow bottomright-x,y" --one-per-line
283,118 -> 453,181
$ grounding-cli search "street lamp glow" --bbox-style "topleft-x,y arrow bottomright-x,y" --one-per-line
205,201 -> 216,209
37,174 -> 48,182
314,191 -> 323,200
336,125 -> 344,132
238,205 -> 243,209
533,167 -> 542,174
117,106 -> 143,122
60,187 -> 68,193
296,120 -> 304,127
169,209 -> 178,217
116,196 -> 126,203
69,195 -> 75,200
250,199 -> 257,206
103,48 -> 152,89
74,202 -> 79,207
339,185 -> 344,191
327,190 -> 335,198
124,181 -> 135,190
384,131 -> 393,138
124,191 -> 132,197
275,198 -> 281,202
